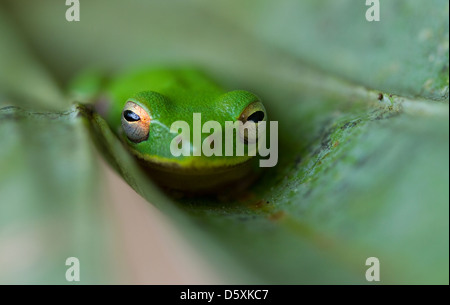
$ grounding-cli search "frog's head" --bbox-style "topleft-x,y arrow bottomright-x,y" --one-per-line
118,90 -> 267,172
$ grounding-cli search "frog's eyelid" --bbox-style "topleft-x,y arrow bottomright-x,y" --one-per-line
124,100 -> 171,133
149,119 -> 170,131
238,101 -> 266,122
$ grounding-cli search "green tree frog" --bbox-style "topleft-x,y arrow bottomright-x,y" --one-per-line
71,68 -> 267,192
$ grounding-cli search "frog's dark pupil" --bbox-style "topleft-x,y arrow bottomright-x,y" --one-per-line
124,110 -> 140,122
247,111 -> 264,123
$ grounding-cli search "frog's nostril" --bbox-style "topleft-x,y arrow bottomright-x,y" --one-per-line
124,110 -> 140,122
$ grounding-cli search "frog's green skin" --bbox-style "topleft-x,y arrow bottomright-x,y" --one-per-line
72,68 -> 264,191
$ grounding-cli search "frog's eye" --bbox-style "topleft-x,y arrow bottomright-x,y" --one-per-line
121,101 -> 151,143
238,101 -> 266,144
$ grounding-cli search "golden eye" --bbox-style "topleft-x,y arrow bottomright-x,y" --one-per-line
121,101 -> 151,143
238,101 -> 266,144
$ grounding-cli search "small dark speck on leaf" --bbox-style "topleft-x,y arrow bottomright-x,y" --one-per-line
378,93 -> 383,101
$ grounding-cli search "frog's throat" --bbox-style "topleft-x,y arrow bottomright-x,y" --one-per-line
128,147 -> 255,173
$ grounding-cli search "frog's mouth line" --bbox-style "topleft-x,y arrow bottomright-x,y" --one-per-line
128,146 -> 256,174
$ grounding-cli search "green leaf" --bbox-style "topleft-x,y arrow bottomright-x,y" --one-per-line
202,0 -> 449,100
0,105 -> 115,284
0,8 -> 65,110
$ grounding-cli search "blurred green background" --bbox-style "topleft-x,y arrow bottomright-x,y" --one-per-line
0,0 -> 448,284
